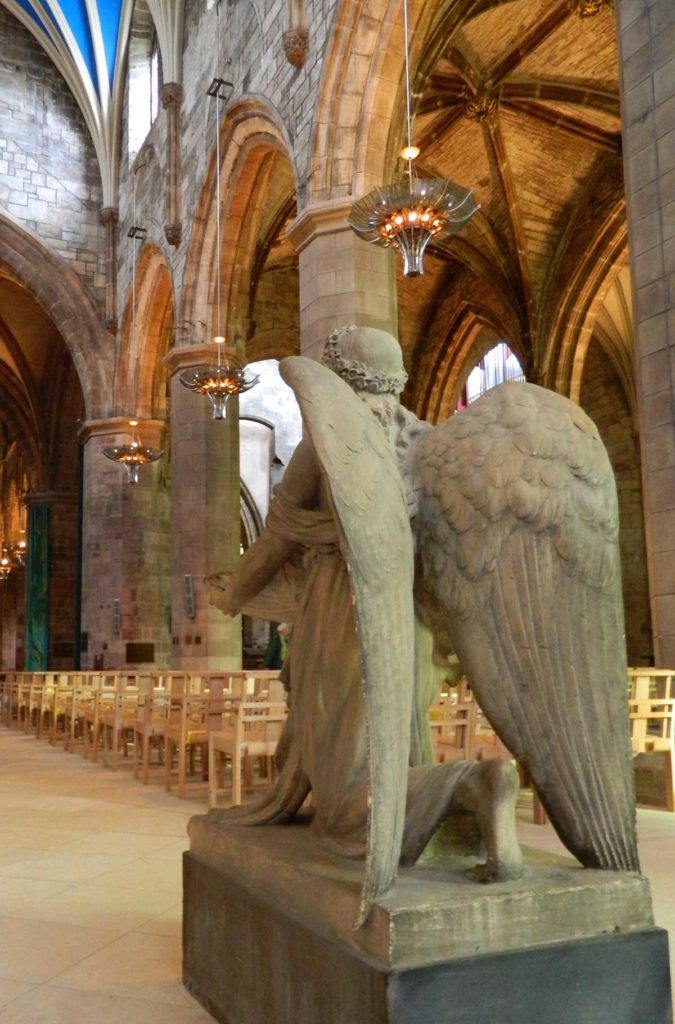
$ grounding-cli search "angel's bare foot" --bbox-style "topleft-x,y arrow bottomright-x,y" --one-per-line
456,760 -> 524,884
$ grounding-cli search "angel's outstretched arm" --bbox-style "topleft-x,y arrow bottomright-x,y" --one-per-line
218,439 -> 321,616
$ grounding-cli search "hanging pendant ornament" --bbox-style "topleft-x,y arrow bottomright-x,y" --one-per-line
9,538 -> 27,567
179,334 -> 259,420
103,420 -> 164,485
102,173 -> 163,483
348,0 -> 479,276
179,8 -> 258,416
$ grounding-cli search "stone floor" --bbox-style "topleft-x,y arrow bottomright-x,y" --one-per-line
0,730 -> 672,1022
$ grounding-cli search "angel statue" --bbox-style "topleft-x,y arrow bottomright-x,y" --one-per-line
207,325 -> 639,926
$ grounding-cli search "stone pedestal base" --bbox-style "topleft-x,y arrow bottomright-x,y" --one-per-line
184,815 -> 672,1024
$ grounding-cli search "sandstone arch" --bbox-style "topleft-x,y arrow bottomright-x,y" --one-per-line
0,214 -> 112,419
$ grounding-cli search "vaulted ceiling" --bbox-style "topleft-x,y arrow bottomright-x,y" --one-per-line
2,0 -> 185,201
401,0 -> 626,403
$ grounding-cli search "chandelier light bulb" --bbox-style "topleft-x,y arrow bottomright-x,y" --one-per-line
400,144 -> 420,161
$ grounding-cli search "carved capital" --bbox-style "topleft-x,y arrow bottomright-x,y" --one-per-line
164,222 -> 182,247
160,82 -> 184,110
99,206 -> 119,227
283,27 -> 309,68
464,90 -> 498,123
571,0 -> 611,15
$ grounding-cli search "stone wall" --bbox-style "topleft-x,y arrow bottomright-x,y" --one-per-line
116,0 -> 338,323
579,338 -> 652,666
617,0 -> 675,666
0,7 -> 105,312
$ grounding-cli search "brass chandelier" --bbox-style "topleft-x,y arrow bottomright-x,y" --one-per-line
103,419 -> 163,485
348,0 -> 479,276
102,183 -> 163,484
179,13 -> 258,417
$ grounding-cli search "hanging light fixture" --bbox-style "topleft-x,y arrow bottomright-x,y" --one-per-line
9,537 -> 27,567
0,552 -> 11,581
348,0 -> 479,277
178,10 -> 259,418
102,177 -> 163,484
103,419 -> 163,485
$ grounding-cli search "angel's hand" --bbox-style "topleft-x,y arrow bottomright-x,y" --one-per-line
204,571 -> 232,592
205,572 -> 238,616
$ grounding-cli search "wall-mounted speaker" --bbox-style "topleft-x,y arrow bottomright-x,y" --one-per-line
184,574 -> 196,620
112,598 -> 121,637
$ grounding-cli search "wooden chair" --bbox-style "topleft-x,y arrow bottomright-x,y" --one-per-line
132,680 -> 170,784
432,699 -> 478,763
36,673 -> 58,740
630,697 -> 675,811
100,676 -> 145,770
208,698 -> 288,808
86,673 -> 119,761
164,676 -> 224,798
64,674 -> 100,753
14,675 -> 33,731
1,672 -> 18,726
25,674 -> 48,735
628,669 -> 675,701
46,674 -> 77,745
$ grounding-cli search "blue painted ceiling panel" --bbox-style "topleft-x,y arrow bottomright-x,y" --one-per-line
56,0 -> 99,92
98,0 -> 124,86
13,0 -> 51,37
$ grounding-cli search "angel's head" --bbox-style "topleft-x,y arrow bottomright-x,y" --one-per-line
321,325 -> 407,401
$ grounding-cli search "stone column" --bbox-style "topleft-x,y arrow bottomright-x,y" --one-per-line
25,499 -> 50,670
164,346 -> 242,670
161,83 -> 183,247
79,419 -> 170,670
286,198 -> 398,358
0,562 -> 23,669
100,206 -> 119,334
617,0 -> 675,665
24,491 -> 78,669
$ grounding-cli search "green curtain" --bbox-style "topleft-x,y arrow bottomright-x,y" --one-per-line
25,502 -> 50,670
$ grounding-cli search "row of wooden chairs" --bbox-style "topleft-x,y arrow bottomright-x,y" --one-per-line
430,670 -> 675,816
0,670 -> 288,806
2,667 -> 672,811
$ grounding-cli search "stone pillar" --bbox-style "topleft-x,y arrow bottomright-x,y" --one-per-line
617,0 -> 675,665
161,83 -> 183,247
24,491 -> 78,669
0,563 -> 23,669
286,198 -> 398,359
164,346 -> 242,670
100,206 -> 119,334
25,499 -> 49,670
79,419 -> 171,670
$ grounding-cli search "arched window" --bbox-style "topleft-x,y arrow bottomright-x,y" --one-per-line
458,342 -> 524,410
128,1 -> 161,160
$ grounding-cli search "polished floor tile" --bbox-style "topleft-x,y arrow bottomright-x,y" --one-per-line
0,725 -> 674,1022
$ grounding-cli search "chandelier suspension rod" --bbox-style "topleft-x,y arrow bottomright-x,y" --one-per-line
215,1 -> 222,368
402,0 -> 413,180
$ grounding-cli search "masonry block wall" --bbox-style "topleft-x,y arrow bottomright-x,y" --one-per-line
0,8 -> 105,313
617,0 -> 675,666
580,340 -> 652,666
116,0 -> 336,319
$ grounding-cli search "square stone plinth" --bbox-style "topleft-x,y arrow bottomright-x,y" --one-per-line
184,813 -> 672,1024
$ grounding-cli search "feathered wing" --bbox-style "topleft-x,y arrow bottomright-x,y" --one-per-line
280,356 -> 416,924
415,381 -> 638,872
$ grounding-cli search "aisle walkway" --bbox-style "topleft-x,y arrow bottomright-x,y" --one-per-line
0,731 -> 672,1021
0,732 -> 213,1023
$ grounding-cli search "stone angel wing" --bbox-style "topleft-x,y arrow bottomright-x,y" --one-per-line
414,381 -> 639,873
279,356 -> 416,926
